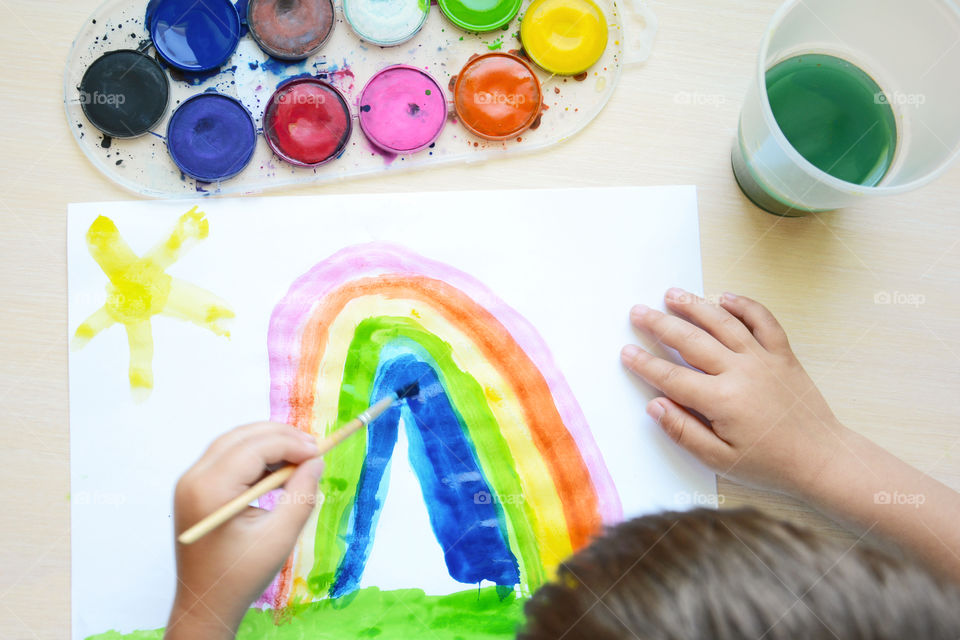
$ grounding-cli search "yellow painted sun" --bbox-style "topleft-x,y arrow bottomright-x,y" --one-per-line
72,206 -> 234,401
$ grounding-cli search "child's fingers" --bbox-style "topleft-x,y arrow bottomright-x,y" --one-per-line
266,458 -> 324,539
648,398 -> 732,470
203,421 -> 313,464
212,431 -> 319,485
621,344 -> 709,409
664,288 -> 757,354
720,293 -> 791,354
630,304 -> 729,374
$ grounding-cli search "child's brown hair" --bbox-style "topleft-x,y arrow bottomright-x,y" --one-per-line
520,508 -> 960,639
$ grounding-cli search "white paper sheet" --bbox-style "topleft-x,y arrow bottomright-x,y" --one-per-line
68,186 -> 715,639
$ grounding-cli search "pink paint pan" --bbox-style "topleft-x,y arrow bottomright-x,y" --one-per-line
358,65 -> 447,155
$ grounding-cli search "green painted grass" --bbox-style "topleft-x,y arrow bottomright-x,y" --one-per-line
86,586 -> 528,640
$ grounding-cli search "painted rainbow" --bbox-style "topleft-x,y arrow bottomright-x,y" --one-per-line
261,243 -> 622,607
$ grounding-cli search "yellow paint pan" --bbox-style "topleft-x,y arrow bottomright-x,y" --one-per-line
520,0 -> 608,76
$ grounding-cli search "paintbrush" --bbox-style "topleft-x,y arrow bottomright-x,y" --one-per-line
177,381 -> 421,545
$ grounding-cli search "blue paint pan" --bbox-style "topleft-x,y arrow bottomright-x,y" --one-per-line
166,93 -> 257,182
148,0 -> 242,72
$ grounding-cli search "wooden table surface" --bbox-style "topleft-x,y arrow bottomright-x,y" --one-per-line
2,0 -> 958,637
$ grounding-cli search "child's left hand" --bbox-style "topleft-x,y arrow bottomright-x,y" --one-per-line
166,422 -> 324,640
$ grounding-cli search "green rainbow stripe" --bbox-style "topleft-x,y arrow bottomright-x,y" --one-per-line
309,317 -> 545,595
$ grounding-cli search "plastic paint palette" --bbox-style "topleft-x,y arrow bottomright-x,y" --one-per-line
64,0 -> 658,197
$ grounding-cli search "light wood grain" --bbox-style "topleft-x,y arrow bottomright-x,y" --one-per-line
1,0 -> 958,637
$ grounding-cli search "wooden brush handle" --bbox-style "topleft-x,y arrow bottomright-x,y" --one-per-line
177,395 -> 396,545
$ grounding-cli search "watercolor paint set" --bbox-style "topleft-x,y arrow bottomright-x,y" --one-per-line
64,0 -> 656,197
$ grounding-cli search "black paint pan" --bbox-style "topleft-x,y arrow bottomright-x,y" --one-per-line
79,49 -> 169,138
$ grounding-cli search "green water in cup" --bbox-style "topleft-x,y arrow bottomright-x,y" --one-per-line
732,0 -> 960,216
765,53 -> 898,187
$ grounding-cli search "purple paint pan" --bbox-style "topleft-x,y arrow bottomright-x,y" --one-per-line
166,93 -> 257,182
358,65 -> 447,154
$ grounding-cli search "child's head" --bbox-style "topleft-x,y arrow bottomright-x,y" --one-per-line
520,508 -> 960,639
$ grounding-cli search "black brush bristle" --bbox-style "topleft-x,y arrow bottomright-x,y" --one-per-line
395,381 -> 420,400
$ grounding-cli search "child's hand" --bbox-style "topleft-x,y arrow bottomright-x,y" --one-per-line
621,289 -> 848,497
622,288 -> 960,582
166,422 -> 324,640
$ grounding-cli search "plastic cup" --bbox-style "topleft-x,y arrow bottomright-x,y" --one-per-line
732,0 -> 960,216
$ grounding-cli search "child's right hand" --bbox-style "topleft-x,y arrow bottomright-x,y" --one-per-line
167,422 -> 324,639
620,289 -> 850,497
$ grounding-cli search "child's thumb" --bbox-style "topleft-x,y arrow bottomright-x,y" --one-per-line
273,458 -> 324,535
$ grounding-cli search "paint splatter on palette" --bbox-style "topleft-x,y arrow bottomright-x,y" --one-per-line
64,0 -> 656,197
